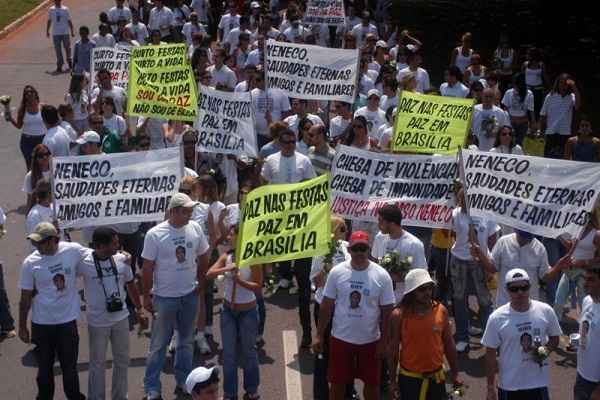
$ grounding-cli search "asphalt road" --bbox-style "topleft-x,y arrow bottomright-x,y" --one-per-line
0,1 -> 579,399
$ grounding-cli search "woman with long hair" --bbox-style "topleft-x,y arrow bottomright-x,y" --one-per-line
6,85 -> 46,170
490,125 -> 524,155
296,116 -> 313,155
101,96 -> 128,152
450,32 -> 474,73
501,73 -> 534,146
463,53 -> 487,87
344,116 -> 372,150
565,114 -> 600,162
522,47 -> 546,129
65,73 -> 90,135
23,144 -> 51,211
206,224 -> 262,400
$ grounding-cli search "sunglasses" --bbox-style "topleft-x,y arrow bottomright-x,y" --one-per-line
507,284 -> 530,293
350,244 -> 369,252
36,153 -> 50,159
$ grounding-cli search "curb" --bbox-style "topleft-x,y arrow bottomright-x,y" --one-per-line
0,0 -> 53,41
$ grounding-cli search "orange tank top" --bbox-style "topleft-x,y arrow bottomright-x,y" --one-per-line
400,303 -> 446,373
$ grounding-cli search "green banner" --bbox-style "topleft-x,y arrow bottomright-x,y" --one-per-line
236,174 -> 332,268
127,44 -> 197,121
392,91 -> 474,155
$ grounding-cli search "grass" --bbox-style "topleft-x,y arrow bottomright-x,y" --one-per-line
0,0 -> 44,31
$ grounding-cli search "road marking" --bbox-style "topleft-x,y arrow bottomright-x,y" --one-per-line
282,330 -> 303,400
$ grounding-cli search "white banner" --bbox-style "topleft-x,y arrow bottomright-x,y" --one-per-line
194,85 -> 257,157
460,149 -> 600,238
303,0 -> 345,25
90,46 -> 130,90
265,40 -> 358,103
331,145 -> 457,228
52,148 -> 182,229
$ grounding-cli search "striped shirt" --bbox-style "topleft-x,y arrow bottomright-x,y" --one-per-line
308,145 -> 336,176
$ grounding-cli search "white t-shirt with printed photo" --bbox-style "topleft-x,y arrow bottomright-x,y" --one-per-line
310,240 -> 351,304
481,300 -> 562,391
141,220 -> 209,297
578,296 -> 600,382
490,234 -> 550,307
260,152 -> 316,184
19,242 -> 86,324
323,260 -> 395,344
471,104 -> 510,151
48,5 -> 71,36
371,231 -> 428,304
451,207 -> 500,261
354,106 -> 386,140
77,251 -> 133,327
251,88 -> 291,137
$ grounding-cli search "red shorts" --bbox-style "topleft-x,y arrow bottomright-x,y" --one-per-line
327,336 -> 381,385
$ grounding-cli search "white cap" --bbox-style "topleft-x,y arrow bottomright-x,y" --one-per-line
403,269 -> 434,296
505,268 -> 530,285
185,366 -> 218,394
376,40 -> 388,48
168,193 -> 198,210
367,88 -> 381,99
250,1 -> 260,8
76,131 -> 101,145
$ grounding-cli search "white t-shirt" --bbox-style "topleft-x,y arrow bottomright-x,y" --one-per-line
481,300 -> 562,391
502,89 -> 534,118
26,204 -> 55,245
490,234 -> 550,307
77,251 -> 133,327
182,22 -> 207,46
261,152 -> 316,184
354,106 -> 387,140
323,261 -> 395,344
149,6 -> 174,38
397,67 -> 430,94
103,114 -> 127,137
218,13 -> 240,39
91,85 -> 127,115
451,207 -> 500,261
471,104 -> 510,151
371,231 -> 428,303
190,0 -> 209,22
92,33 -> 116,48
251,88 -> 291,137
224,28 -> 254,55
329,115 -> 351,139
126,22 -> 149,45
207,64 -> 238,90
283,113 -> 324,137
22,170 -> 51,194
137,116 -> 167,149
310,240 -> 351,304
379,95 -> 398,112
490,144 -> 524,155
358,75 -> 375,96
19,242 -> 86,324
141,220 -> 209,297
578,296 -> 600,382
65,91 -> 90,122
540,93 -> 577,136
43,125 -> 71,157
440,82 -> 469,98
48,5 -> 71,36
108,6 -> 132,32
350,23 -> 378,46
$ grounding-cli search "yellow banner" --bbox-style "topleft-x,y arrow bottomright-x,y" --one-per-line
392,91 -> 474,155
127,44 -> 197,121
236,174 -> 331,267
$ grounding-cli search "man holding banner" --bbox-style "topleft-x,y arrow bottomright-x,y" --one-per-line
260,129 -> 317,347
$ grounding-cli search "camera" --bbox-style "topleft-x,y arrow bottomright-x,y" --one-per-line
106,294 -> 124,313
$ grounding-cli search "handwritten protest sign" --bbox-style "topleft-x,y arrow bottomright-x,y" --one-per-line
392,91 -> 474,155
236,174 -> 331,267
331,145 -> 457,228
194,85 -> 257,157
51,148 -> 183,229
265,40 -> 358,103
460,149 -> 600,238
303,0 -> 345,25
90,46 -> 130,90
127,44 -> 197,120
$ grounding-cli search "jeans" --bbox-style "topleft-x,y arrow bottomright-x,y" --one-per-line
257,294 -> 266,336
20,134 -> 44,171
144,291 -> 198,395
574,373 -> 600,400
88,318 -> 129,400
204,278 -> 214,328
279,258 -> 313,338
554,270 -> 585,316
544,134 -> 569,159
513,121 -> 528,146
0,263 -> 15,331
498,386 -> 549,400
52,34 -> 72,70
31,320 -> 84,400
313,302 -> 331,400
449,257 -> 492,342
220,303 -> 260,398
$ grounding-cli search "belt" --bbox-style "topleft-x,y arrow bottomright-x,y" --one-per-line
400,367 -> 445,400
22,132 -> 44,139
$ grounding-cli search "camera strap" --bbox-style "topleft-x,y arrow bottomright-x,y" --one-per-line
92,252 -> 122,300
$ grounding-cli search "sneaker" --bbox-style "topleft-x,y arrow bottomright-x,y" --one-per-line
195,332 -> 211,355
204,325 -> 213,337
278,278 -> 290,289
143,391 -> 162,400
168,333 -> 177,354
468,326 -> 483,336
256,335 -> 265,347
456,341 -> 469,353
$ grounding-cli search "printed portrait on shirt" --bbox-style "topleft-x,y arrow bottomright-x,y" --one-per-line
175,245 -> 187,264
581,320 -> 590,348
53,273 -> 66,292
520,332 -> 533,353
349,290 -> 361,309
